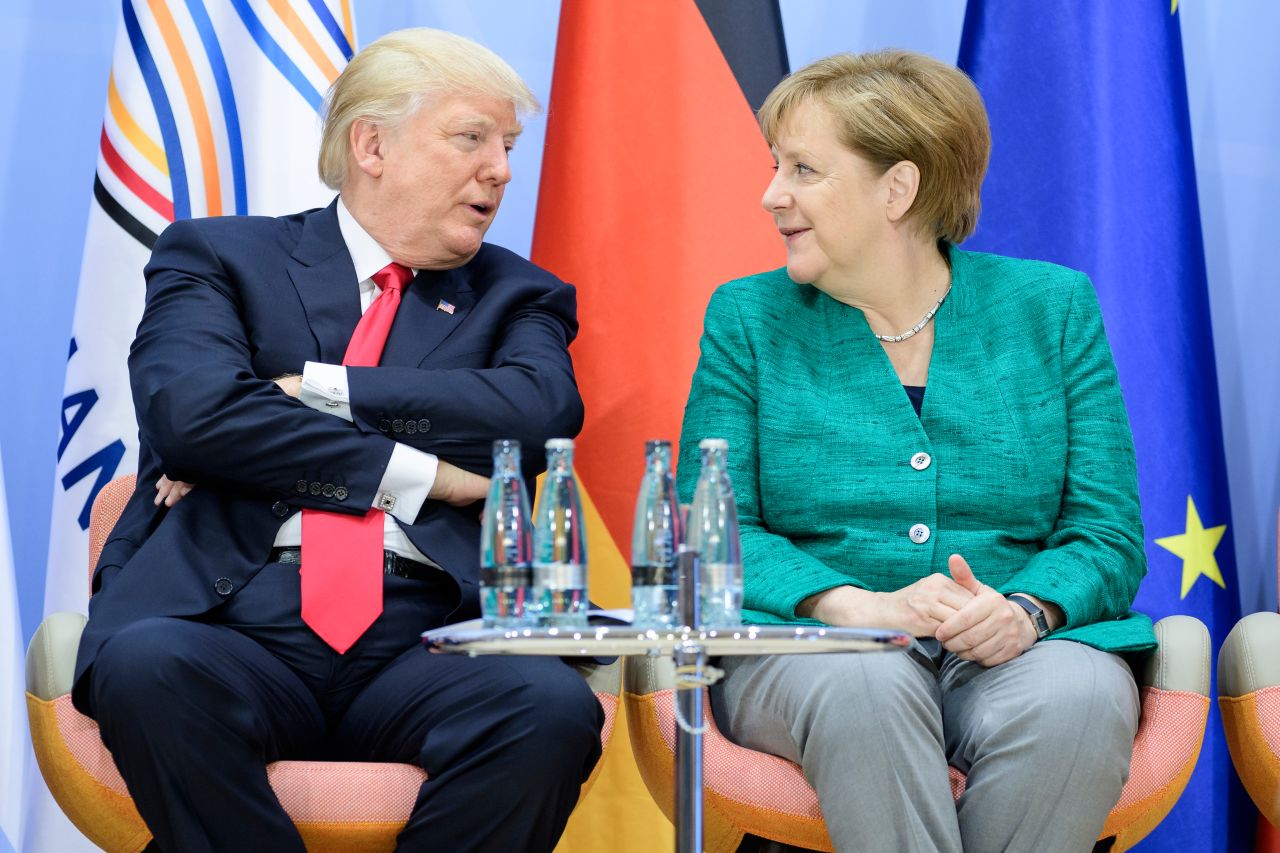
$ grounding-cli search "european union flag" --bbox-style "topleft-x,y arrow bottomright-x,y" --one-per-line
958,3 -> 1247,850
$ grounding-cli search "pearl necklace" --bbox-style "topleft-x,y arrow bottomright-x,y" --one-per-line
872,286 -> 951,343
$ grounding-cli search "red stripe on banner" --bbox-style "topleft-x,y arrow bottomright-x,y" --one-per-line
531,0 -> 784,592
100,127 -> 175,223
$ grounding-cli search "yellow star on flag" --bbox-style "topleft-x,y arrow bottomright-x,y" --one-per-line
1155,496 -> 1227,599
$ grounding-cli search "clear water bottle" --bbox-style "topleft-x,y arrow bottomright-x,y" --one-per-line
532,438 -> 589,628
479,440 -> 534,629
630,440 -> 682,629
686,438 -> 742,627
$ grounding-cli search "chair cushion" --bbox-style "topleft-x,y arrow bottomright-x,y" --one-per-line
33,689 -> 617,853
627,683 -> 1209,853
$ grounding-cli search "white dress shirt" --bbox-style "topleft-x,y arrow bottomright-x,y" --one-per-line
272,197 -> 440,564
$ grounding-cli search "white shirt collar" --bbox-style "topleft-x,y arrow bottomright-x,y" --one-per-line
336,195 -> 396,290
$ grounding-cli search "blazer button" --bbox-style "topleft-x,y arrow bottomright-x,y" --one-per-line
271,501 -> 291,518
392,419 -> 405,433
377,418 -> 391,433
910,452 -> 932,471
295,479 -> 308,493
418,419 -> 431,433
309,482 -> 322,495
214,577 -> 234,596
405,420 -> 418,434
909,523 -> 931,544
334,487 -> 349,501
322,483 -> 336,497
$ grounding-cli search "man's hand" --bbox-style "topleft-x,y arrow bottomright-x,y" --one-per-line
798,574 -> 974,637
154,475 -> 194,507
274,373 -> 302,398
935,554 -> 1037,667
429,460 -> 490,507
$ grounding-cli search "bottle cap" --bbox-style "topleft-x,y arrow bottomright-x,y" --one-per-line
545,438 -> 575,450
492,438 -> 520,451
644,439 -> 671,452
698,438 -> 728,451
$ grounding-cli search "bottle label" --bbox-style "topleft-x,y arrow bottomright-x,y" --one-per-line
632,563 -> 678,586
533,561 -> 586,588
481,564 -> 533,586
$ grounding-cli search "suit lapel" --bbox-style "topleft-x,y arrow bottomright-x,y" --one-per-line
286,201 -> 362,364
381,265 -> 476,366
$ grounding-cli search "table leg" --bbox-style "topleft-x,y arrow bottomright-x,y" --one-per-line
673,641 -> 705,853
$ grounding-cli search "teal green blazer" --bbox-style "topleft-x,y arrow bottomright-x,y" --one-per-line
677,247 -> 1155,654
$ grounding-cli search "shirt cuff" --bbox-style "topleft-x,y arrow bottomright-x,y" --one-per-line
299,361 -> 352,422
375,443 -> 438,524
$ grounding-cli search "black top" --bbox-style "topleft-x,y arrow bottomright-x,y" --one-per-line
903,384 -> 925,417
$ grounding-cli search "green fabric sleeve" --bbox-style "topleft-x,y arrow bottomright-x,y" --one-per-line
678,285 -> 859,621
998,272 -> 1147,630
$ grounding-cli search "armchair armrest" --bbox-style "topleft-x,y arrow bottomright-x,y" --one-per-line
1218,611 -> 1280,698
1138,615 -> 1210,695
25,612 -> 87,700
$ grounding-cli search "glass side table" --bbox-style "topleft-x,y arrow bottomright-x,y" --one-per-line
424,618 -> 910,852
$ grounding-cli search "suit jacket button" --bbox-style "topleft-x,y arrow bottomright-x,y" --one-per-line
271,501 -> 290,518
334,487 -> 349,501
214,578 -> 234,596
405,420 -> 418,434
392,419 -> 405,433
378,418 -> 391,433
418,419 -> 431,433
322,483 -> 336,497
309,482 -> 322,495
295,479 -> 308,493
908,523 -> 931,544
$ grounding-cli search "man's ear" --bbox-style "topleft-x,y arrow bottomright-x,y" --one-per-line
349,119 -> 385,179
884,160 -> 921,224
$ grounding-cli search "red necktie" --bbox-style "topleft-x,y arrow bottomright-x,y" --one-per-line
300,262 -> 413,653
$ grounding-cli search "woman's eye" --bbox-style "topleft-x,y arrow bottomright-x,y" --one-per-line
795,162 -> 813,175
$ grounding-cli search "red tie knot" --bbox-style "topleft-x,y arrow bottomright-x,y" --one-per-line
372,262 -> 413,294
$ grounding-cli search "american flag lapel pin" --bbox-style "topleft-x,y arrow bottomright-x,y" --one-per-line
436,299 -> 456,315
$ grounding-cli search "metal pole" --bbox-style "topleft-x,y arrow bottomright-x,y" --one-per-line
673,641 -> 705,853
674,545 -> 703,853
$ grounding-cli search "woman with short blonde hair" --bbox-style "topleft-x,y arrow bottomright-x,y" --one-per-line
681,49 -> 1149,852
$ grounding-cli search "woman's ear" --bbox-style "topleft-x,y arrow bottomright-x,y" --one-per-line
884,160 -> 921,223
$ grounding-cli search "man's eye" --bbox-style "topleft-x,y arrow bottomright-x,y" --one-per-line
462,132 -> 480,142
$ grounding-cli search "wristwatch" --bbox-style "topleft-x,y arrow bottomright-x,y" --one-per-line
1007,593 -> 1051,640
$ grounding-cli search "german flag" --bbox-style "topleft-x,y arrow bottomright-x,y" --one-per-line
533,2 -> 788,849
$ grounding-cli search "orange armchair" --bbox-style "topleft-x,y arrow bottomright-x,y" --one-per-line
26,475 -> 620,853
625,615 -> 1210,853
1218,520 -> 1280,829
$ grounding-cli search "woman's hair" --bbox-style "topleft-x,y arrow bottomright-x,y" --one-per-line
318,28 -> 539,190
758,50 -> 991,243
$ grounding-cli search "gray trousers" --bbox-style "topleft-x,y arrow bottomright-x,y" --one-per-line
711,639 -> 1140,853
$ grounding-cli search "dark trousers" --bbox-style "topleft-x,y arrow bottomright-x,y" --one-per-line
84,562 -> 604,853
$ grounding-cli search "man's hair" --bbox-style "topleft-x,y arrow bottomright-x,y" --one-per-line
318,28 -> 539,190
758,49 -> 991,244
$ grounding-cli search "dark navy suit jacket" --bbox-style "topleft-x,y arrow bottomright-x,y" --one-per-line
72,200 -> 583,710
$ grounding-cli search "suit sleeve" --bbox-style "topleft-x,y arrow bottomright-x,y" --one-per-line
130,219 -> 396,513
999,272 -> 1147,628
678,286 -> 855,622
343,281 -> 584,474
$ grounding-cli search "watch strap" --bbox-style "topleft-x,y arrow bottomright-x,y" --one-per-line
1007,593 -> 1051,640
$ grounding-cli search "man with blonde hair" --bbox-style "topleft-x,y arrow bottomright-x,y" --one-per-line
72,29 -> 601,852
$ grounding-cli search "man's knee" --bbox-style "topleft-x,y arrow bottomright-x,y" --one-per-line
89,618 -> 205,714
508,662 -> 604,771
